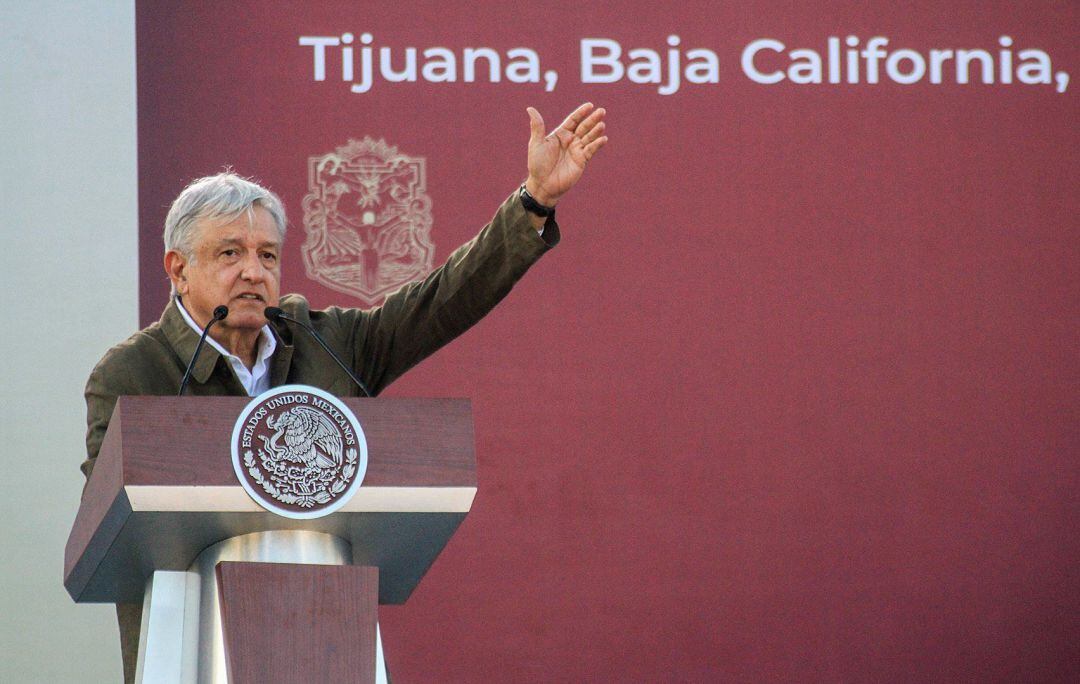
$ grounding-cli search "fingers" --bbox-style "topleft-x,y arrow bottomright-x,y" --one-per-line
527,106 -> 545,145
573,107 -> 606,138
580,120 -> 606,146
532,102 -> 609,163
557,102 -> 595,133
583,136 -> 608,160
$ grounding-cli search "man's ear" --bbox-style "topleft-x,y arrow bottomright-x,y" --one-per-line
164,250 -> 189,295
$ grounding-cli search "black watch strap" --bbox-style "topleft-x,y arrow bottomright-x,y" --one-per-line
519,184 -> 556,218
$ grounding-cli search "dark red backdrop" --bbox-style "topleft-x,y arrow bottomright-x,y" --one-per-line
137,2 -> 1078,680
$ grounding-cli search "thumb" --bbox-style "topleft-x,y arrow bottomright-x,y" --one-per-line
527,106 -> 545,145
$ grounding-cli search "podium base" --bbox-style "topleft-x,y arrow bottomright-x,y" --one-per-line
135,530 -> 387,683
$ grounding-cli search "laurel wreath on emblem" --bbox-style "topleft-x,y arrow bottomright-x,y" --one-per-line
242,406 -> 359,509
244,448 -> 358,508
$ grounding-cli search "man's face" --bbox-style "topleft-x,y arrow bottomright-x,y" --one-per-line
171,206 -> 281,333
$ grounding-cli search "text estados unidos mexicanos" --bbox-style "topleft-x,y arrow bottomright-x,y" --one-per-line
240,393 -> 356,449
298,34 -> 1070,94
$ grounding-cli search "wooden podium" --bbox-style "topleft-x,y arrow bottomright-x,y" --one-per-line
65,395 -> 477,683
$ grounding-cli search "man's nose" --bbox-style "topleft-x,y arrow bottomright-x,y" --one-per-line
240,253 -> 266,282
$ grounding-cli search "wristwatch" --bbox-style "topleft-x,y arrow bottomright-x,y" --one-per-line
519,184 -> 556,218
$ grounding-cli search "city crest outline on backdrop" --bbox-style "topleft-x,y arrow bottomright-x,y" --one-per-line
301,137 -> 435,306
230,384 -> 369,519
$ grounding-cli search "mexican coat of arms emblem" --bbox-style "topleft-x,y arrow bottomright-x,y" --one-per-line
231,385 -> 368,519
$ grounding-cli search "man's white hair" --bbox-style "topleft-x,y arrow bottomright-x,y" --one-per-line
164,171 -> 287,261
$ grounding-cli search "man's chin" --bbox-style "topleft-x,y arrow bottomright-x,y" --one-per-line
228,299 -> 275,321
223,312 -> 270,330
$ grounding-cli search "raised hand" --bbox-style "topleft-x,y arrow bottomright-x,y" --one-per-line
525,103 -> 608,207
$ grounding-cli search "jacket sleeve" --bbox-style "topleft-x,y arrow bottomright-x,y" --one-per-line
340,190 -> 559,394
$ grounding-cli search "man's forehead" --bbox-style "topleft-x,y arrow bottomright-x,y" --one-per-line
195,207 -> 279,246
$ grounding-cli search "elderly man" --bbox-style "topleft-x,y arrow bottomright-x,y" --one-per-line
82,103 -> 606,682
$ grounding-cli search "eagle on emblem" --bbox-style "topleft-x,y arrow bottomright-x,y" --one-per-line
263,406 -> 344,470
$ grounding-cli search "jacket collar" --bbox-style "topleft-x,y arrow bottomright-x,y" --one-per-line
161,297 -> 223,385
269,325 -> 294,387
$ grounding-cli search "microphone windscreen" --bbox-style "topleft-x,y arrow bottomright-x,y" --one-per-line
212,305 -> 229,320
264,306 -> 284,321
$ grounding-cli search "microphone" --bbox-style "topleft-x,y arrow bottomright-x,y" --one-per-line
264,306 -> 372,397
177,304 -> 228,396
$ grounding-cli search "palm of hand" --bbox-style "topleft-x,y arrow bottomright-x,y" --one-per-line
529,130 -> 589,200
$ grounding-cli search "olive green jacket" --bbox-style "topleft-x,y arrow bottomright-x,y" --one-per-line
83,191 -> 558,479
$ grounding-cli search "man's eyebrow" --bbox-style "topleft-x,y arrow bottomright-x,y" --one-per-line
212,236 -> 280,249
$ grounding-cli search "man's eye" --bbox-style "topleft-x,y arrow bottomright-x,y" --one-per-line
221,249 -> 238,257
261,252 -> 277,262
